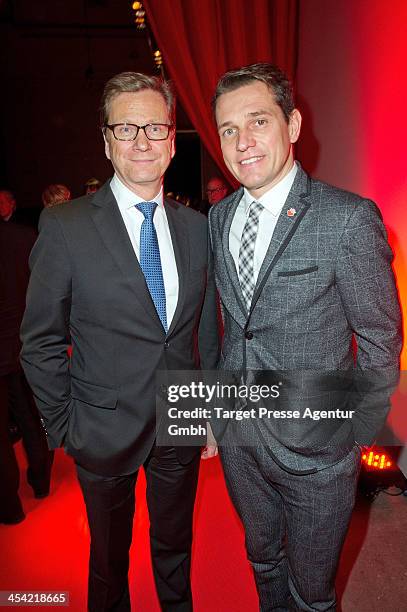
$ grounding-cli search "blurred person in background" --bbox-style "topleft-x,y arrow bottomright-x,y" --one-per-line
200,176 -> 228,215
42,183 -> 71,208
84,177 -> 101,195
206,176 -> 228,206
0,190 -> 53,524
0,190 -> 16,221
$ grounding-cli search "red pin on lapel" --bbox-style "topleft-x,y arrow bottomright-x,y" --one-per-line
287,208 -> 296,217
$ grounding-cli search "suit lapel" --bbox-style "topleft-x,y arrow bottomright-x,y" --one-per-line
164,198 -> 189,336
220,188 -> 248,323
90,181 -> 165,332
253,166 -> 312,296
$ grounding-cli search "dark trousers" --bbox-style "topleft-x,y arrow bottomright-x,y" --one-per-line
76,445 -> 200,612
0,375 -> 22,519
220,445 -> 361,612
0,371 -> 53,520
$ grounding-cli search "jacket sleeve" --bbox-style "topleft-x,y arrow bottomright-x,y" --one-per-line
20,209 -> 72,449
335,199 -> 402,445
197,227 -> 220,371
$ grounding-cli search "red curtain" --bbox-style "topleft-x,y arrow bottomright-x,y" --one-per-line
144,0 -> 298,181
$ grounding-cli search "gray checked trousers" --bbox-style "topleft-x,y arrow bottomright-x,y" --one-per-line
220,444 -> 361,611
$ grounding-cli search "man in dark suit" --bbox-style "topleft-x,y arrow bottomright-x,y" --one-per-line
21,72 -> 219,611
0,191 -> 52,524
209,63 -> 401,610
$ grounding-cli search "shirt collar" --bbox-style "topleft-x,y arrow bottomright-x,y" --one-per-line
110,173 -> 164,213
242,162 -> 298,217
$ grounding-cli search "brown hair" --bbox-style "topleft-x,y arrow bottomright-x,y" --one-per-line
212,62 -> 295,123
100,72 -> 176,126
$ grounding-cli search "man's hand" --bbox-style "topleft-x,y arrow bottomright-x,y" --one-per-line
201,445 -> 218,460
201,422 -> 218,460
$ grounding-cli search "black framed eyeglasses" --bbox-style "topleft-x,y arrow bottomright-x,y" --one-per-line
104,123 -> 174,141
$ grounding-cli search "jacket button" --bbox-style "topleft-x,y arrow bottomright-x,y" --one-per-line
245,331 -> 254,340
164,341 -> 170,349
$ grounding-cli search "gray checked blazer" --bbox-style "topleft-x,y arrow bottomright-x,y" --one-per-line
209,164 -> 402,473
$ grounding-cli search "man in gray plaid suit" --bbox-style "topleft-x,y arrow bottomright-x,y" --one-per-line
209,63 -> 402,611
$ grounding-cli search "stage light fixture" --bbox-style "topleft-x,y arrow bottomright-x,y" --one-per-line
130,0 -> 165,74
362,450 -> 393,469
154,50 -> 163,68
358,446 -> 407,501
131,0 -> 146,29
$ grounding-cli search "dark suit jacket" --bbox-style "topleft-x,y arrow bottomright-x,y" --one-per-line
21,182 -> 219,476
209,164 -> 402,473
0,220 -> 37,376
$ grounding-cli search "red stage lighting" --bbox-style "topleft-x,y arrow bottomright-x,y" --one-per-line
361,450 -> 393,470
359,446 -> 407,501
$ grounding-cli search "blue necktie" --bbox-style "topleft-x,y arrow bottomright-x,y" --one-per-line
136,201 -> 168,332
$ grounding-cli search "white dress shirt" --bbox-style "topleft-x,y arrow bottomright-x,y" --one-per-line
110,174 -> 179,327
229,163 -> 298,284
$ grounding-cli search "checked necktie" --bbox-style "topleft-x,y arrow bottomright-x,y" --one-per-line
136,201 -> 168,332
238,200 -> 264,309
